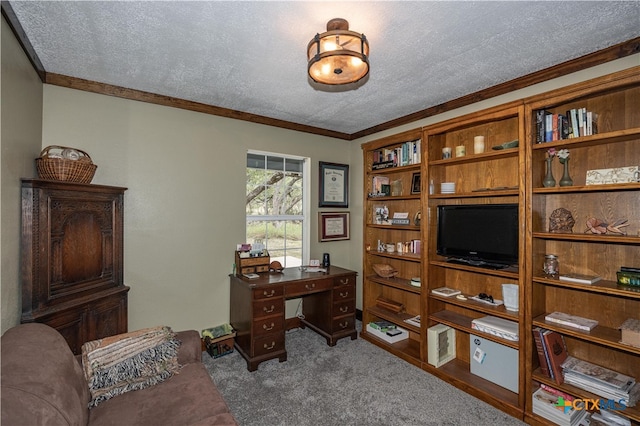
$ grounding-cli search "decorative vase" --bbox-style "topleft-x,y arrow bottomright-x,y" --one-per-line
559,159 -> 573,186
543,158 -> 556,187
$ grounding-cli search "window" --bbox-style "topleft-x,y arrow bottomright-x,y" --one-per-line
246,152 -> 309,268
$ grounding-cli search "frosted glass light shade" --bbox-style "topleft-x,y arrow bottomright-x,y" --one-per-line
307,18 -> 369,85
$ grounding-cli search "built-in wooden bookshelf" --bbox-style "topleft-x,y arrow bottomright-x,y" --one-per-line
361,128 -> 424,367
421,101 -> 527,419
360,66 -> 639,424
524,67 -> 640,425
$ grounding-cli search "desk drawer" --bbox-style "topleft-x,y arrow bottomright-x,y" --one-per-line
252,286 -> 284,300
333,300 -> 355,317
253,333 -> 285,357
334,274 -> 355,287
252,316 -> 284,336
253,298 -> 284,319
286,278 -> 332,297
332,316 -> 355,333
333,284 -> 355,302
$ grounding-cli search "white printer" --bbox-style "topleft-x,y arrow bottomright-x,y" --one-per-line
470,334 -> 519,393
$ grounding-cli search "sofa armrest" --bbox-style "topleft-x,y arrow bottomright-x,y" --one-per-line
176,330 -> 202,364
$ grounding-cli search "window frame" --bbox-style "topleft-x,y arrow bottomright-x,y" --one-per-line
246,150 -> 310,267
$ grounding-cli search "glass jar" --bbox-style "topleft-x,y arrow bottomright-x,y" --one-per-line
543,254 -> 559,277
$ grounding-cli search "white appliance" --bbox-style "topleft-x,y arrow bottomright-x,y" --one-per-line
469,334 -> 518,393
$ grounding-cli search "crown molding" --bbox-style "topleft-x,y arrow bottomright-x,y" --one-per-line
3,1 -> 638,141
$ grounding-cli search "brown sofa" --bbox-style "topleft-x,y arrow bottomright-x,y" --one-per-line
1,323 -> 238,425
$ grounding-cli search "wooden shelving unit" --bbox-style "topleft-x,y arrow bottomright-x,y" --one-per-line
421,100 -> 527,418
361,128 -> 424,368
523,66 -> 640,425
359,66 -> 640,425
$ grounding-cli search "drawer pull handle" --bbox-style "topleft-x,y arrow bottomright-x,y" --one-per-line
340,278 -> 350,285
339,321 -> 349,329
263,289 -> 276,298
339,306 -> 349,313
263,322 -> 275,331
305,283 -> 316,290
263,341 -> 276,350
339,291 -> 349,298
263,305 -> 275,313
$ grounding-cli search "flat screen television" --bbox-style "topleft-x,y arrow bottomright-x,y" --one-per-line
436,204 -> 519,268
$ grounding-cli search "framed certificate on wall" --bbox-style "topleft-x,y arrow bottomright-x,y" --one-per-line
318,212 -> 350,242
319,161 -> 349,208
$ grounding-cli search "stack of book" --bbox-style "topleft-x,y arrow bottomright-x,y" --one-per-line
532,386 -> 590,426
372,139 -> 421,168
535,107 -> 598,143
562,356 -> 638,407
365,321 -> 408,344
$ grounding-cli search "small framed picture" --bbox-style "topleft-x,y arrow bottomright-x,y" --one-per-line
319,162 -> 349,208
373,204 -> 390,225
411,172 -> 421,194
319,212 -> 350,242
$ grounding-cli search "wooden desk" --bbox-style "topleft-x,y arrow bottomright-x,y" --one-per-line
230,266 -> 357,371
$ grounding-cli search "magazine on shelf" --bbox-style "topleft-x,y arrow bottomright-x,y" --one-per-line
559,273 -> 602,284
431,287 -> 461,297
561,356 -> 636,392
403,315 -> 421,327
531,387 -> 589,426
545,311 -> 599,331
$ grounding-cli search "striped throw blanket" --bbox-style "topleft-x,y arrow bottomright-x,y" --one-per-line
81,326 -> 181,408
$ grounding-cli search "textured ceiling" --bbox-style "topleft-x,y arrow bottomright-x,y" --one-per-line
7,1 -> 640,136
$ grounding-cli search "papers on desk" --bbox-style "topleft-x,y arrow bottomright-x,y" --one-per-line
306,267 -> 327,273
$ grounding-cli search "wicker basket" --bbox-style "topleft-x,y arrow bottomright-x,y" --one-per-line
372,264 -> 398,278
36,145 -> 97,184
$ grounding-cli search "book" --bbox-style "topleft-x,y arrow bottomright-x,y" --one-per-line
431,287 -> 461,297
545,311 -> 599,331
542,330 -> 568,385
404,315 -> 421,327
536,110 -> 551,143
368,321 -> 396,333
202,323 -> 235,340
540,383 -> 575,402
532,327 -> 552,378
570,108 -> 580,137
371,160 -> 394,170
545,113 -> 554,142
559,273 -> 602,284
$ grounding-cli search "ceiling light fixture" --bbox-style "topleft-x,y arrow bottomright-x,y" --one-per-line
307,18 -> 369,85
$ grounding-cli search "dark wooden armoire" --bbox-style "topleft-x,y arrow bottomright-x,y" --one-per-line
20,179 -> 130,354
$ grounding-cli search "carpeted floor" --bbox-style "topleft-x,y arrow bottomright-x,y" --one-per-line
202,322 -> 527,426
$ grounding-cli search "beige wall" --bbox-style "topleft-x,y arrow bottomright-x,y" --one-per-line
1,16 -> 43,333
40,86 -> 360,332
2,11 -> 638,334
